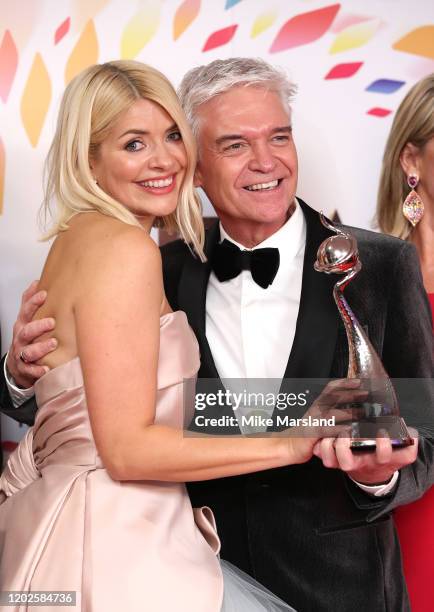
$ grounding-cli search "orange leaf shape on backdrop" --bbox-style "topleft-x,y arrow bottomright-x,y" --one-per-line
65,20 -> 99,84
21,53 -> 52,148
393,26 -> 434,60
173,0 -> 201,41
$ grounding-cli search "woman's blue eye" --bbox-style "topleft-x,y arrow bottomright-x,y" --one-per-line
125,140 -> 143,152
167,131 -> 182,141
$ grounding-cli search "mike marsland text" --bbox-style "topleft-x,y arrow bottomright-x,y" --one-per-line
194,415 -> 336,428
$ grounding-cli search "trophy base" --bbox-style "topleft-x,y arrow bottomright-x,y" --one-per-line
350,416 -> 414,453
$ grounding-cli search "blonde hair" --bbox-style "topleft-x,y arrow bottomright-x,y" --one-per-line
376,73 -> 434,239
42,60 -> 204,258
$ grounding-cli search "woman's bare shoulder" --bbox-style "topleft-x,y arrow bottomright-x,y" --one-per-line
66,213 -> 161,272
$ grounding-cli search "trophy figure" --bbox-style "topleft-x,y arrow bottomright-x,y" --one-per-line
314,213 -> 414,451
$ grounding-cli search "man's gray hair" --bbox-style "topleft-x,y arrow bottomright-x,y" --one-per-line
178,57 -> 297,138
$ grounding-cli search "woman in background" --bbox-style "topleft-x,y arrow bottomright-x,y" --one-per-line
377,73 -> 434,612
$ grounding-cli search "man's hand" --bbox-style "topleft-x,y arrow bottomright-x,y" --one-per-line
313,429 -> 419,485
6,281 -> 57,388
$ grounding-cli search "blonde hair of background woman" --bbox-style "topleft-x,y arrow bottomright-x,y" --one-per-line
42,60 -> 205,259
376,73 -> 434,239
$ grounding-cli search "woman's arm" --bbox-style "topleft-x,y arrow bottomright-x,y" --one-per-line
74,225 -> 314,482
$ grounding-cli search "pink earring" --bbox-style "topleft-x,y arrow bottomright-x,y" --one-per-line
402,173 -> 424,227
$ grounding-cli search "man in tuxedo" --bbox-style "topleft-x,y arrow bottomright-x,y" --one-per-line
1,58 -> 433,611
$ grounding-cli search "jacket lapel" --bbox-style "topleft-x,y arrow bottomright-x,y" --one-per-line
177,221 -> 220,379
282,200 -> 340,379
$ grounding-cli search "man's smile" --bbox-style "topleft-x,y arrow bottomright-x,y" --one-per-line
243,178 -> 284,192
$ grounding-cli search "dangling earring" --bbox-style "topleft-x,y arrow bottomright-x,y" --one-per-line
402,173 -> 424,227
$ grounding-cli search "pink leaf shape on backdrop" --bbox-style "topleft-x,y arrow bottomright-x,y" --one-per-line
325,61 -> 363,79
55,17 -> 71,44
202,24 -> 238,52
330,13 -> 373,34
270,4 -> 341,53
0,31 -> 18,103
367,107 -> 392,117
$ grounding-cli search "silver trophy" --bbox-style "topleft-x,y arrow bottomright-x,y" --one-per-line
314,213 -> 413,451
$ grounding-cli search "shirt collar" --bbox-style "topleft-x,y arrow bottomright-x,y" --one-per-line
218,198 -> 306,264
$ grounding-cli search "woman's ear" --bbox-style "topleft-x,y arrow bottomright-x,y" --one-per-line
89,160 -> 98,184
399,142 -> 420,177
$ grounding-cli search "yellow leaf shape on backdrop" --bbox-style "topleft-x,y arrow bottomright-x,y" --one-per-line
121,3 -> 161,59
0,136 -> 5,215
65,20 -> 99,84
251,10 -> 278,39
330,19 -> 381,54
21,53 -> 52,148
393,26 -> 434,60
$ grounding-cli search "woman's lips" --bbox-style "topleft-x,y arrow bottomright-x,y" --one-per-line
136,174 -> 177,195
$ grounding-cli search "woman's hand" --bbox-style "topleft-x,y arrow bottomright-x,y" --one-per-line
284,378 -> 367,465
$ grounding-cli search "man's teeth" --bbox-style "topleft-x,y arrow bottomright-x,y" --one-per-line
245,179 -> 279,191
141,177 -> 173,188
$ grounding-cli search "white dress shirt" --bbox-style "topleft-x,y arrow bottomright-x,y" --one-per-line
206,200 -> 306,382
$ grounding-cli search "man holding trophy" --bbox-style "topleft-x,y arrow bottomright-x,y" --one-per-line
1,58 -> 433,611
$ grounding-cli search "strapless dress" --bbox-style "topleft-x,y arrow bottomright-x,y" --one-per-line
0,312 -> 294,611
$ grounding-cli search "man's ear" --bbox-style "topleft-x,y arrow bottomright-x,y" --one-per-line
194,164 -> 203,188
399,142 -> 420,176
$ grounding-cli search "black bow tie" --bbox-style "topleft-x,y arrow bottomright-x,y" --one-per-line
211,239 -> 280,289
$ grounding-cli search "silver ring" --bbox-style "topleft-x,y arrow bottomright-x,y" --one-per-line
19,350 -> 30,364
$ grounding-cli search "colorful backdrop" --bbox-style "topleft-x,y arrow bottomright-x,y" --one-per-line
1,0 -> 434,446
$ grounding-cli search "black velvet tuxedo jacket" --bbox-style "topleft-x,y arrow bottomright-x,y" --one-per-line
1,200 -> 433,611
160,200 -> 434,612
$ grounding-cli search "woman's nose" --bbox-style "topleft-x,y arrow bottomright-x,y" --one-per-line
148,142 -> 176,171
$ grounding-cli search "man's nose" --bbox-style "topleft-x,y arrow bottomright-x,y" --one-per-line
248,142 -> 276,173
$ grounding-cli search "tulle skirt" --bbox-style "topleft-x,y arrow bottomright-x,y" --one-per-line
221,560 -> 296,611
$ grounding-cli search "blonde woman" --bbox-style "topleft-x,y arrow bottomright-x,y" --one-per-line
0,61 -> 323,611
377,73 -> 434,327
377,73 -> 434,612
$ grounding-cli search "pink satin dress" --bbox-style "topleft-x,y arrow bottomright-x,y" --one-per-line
0,312 -> 223,611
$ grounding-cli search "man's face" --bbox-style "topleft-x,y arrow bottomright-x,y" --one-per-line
194,86 -> 298,235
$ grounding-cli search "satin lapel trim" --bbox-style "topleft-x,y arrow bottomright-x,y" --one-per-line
283,200 -> 339,379
177,222 -> 220,378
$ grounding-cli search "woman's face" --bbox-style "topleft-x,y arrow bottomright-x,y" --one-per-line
91,98 -> 187,229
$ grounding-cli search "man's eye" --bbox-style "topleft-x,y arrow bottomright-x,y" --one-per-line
167,130 -> 182,142
225,142 -> 244,151
125,140 -> 144,152
272,135 -> 290,143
